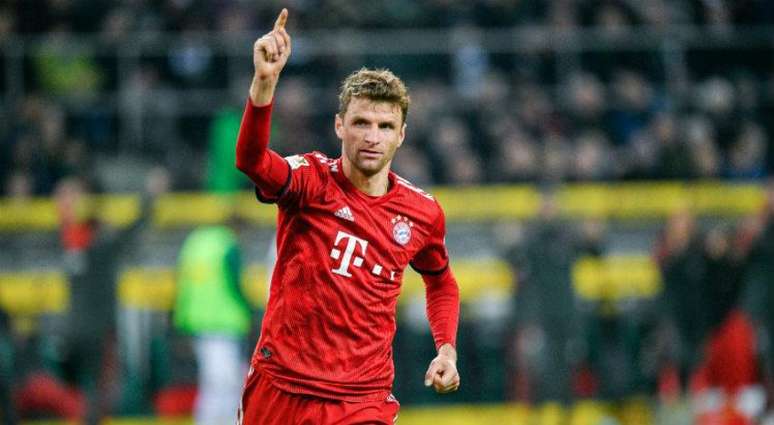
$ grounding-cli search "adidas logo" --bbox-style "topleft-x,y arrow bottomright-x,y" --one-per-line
334,206 -> 355,222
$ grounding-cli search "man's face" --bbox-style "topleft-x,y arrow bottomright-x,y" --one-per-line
335,97 -> 405,177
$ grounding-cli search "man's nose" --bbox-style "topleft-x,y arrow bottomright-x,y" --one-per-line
364,125 -> 380,143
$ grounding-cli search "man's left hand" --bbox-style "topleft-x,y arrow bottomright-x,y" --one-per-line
424,343 -> 460,394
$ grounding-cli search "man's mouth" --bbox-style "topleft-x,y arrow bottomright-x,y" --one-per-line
359,149 -> 382,159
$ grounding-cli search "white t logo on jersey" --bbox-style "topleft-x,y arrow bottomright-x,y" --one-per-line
330,231 -> 368,277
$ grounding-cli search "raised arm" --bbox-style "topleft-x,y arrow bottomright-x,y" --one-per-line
235,9 -> 293,198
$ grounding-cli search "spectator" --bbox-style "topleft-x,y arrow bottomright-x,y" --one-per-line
505,193 -> 586,403
572,130 -> 613,181
728,122 -> 768,179
174,219 -> 251,425
653,113 -> 698,179
0,308 -> 16,424
494,129 -> 540,182
655,210 -> 707,388
53,168 -> 169,425
695,77 -> 738,154
608,70 -> 658,147
32,34 -> 104,98
564,72 -> 607,136
684,115 -> 720,179
740,181 -> 774,402
542,133 -> 573,183
693,225 -> 758,395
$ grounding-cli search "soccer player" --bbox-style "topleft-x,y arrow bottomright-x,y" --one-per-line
235,9 -> 460,424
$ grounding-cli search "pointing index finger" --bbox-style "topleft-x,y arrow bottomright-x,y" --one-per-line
274,8 -> 288,31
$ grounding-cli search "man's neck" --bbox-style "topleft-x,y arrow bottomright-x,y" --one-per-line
342,159 -> 390,196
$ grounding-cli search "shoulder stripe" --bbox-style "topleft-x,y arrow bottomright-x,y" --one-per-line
310,152 -> 338,172
396,179 -> 434,200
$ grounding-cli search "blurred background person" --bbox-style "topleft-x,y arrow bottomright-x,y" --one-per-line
174,216 -> 251,425
0,308 -> 16,424
44,169 -> 168,425
504,193 -> 593,404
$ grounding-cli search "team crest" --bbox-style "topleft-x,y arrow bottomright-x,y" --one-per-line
391,215 -> 413,245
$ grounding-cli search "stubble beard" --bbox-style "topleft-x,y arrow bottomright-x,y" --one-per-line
355,156 -> 388,177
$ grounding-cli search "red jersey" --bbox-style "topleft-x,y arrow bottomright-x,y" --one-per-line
236,101 -> 459,402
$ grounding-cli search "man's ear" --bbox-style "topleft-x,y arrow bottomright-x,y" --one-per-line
397,122 -> 406,147
334,114 -> 343,139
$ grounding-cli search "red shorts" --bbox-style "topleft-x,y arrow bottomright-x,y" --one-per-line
238,367 -> 400,425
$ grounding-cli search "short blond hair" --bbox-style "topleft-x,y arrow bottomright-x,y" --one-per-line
338,68 -> 410,123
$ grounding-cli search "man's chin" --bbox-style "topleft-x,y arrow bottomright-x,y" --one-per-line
355,159 -> 386,176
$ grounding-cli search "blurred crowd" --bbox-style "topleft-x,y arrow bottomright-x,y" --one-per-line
2,0 -> 774,33
492,184 -> 774,423
1,0 -> 774,196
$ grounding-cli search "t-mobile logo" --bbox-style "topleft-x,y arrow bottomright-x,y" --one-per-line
330,231 -> 368,277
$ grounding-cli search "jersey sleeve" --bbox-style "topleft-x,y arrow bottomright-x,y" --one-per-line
423,267 -> 459,349
235,100 -> 291,202
410,204 -> 450,275
234,98 -> 328,207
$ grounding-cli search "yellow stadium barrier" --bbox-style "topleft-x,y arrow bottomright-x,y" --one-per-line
572,255 -> 662,301
0,271 -> 69,315
0,260 -> 514,315
114,259 -> 516,311
0,255 -> 663,321
0,181 -> 766,231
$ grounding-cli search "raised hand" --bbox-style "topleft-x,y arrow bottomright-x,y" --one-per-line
250,8 -> 291,106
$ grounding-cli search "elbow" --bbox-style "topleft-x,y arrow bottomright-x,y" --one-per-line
235,153 -> 253,176
235,156 -> 248,174
423,267 -> 459,294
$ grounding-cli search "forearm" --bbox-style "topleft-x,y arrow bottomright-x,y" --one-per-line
423,267 -> 460,350
250,75 -> 278,107
235,99 -> 289,194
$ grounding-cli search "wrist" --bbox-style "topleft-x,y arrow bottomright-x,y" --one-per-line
249,75 -> 277,106
438,343 -> 457,362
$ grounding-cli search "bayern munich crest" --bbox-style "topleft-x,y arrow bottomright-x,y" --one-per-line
391,215 -> 414,245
